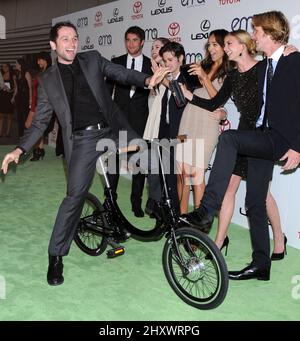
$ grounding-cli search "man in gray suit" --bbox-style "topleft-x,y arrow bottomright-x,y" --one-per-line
1,21 -> 167,286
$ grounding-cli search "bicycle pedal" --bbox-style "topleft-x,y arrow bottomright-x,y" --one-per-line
106,246 -> 125,258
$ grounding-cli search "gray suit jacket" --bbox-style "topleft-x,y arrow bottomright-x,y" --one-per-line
19,50 -> 149,167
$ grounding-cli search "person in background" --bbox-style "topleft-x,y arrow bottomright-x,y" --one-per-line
143,37 -> 170,218
0,63 -> 15,137
176,29 -> 229,215
106,26 -> 152,217
13,58 -> 32,139
25,51 -> 54,161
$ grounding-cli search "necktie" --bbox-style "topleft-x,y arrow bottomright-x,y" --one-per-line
130,58 -> 135,70
261,58 -> 274,129
130,58 -> 136,97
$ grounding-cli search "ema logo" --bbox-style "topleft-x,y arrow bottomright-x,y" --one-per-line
191,19 -> 211,40
185,52 -> 203,64
98,34 -> 112,46
107,8 -> 124,24
94,11 -> 103,27
231,16 -> 252,31
151,0 -> 173,16
77,17 -> 88,28
144,28 -> 159,42
132,1 -> 143,20
181,0 -> 206,8
0,15 -> 5,39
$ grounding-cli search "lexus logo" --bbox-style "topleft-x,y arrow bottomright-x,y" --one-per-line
113,8 -> 119,17
168,22 -> 180,36
95,11 -> 102,22
86,36 -> 90,44
133,1 -> 143,14
200,19 -> 210,32
158,0 -> 166,7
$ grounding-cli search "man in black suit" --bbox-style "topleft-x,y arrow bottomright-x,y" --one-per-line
185,11 -> 300,281
106,26 -> 152,217
1,22 -> 167,286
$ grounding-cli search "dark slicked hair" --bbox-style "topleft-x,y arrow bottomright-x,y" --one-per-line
159,41 -> 186,64
125,26 -> 145,41
50,21 -> 78,42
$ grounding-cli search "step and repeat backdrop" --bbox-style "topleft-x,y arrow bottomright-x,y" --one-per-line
53,0 -> 300,249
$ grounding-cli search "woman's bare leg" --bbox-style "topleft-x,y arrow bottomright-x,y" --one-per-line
191,166 -> 205,209
266,188 -> 285,253
178,163 -> 192,214
215,174 -> 242,249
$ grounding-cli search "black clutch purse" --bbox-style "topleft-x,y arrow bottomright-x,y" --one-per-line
169,79 -> 187,108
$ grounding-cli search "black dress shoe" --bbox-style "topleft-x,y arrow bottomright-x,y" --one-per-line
229,264 -> 270,281
47,255 -> 64,286
185,206 -> 214,234
271,235 -> 287,261
132,206 -> 144,217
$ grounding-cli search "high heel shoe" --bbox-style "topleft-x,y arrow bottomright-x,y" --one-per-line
220,236 -> 230,256
271,235 -> 287,261
205,236 -> 229,260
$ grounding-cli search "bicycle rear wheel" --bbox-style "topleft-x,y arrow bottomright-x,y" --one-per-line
74,193 -> 108,256
162,227 -> 228,310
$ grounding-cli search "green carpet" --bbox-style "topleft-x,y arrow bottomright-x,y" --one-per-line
0,145 -> 299,321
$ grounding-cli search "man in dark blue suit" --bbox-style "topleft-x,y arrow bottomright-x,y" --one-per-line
106,26 -> 152,217
185,11 -> 300,281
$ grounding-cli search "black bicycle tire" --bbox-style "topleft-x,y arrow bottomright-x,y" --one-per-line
162,227 -> 228,310
74,193 -> 108,256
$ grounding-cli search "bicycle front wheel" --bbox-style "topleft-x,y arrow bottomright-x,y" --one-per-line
162,227 -> 228,310
74,193 -> 108,256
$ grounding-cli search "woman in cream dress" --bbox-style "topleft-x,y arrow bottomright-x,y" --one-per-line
177,29 -> 229,214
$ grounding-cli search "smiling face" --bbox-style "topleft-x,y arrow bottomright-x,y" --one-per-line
125,33 -> 144,57
50,26 -> 78,64
224,34 -> 244,61
207,34 -> 225,63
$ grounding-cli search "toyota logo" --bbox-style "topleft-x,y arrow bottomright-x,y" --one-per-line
113,8 -> 119,17
133,1 -> 142,14
158,0 -> 166,7
95,11 -> 102,22
168,22 -> 180,36
86,36 -> 90,44
200,19 -> 210,32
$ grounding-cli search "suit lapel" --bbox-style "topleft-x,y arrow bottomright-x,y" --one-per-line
45,64 -> 72,120
257,59 -> 267,110
271,54 -> 285,85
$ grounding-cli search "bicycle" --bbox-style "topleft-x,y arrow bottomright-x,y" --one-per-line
74,137 -> 229,310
